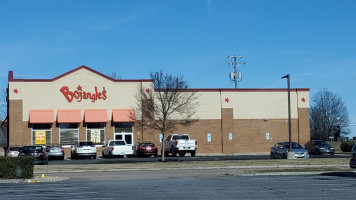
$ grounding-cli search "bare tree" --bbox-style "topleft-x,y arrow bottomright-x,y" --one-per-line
135,71 -> 199,161
310,88 -> 350,140
109,72 -> 122,79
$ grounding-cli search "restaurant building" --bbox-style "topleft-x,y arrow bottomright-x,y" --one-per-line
7,66 -> 310,156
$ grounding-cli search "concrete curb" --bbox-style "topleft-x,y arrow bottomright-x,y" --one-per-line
1,164 -> 352,183
0,175 -> 69,183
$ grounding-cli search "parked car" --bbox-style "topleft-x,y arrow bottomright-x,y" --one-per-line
102,140 -> 133,158
350,143 -> 356,168
5,146 -> 22,157
46,145 -> 65,160
133,142 -> 158,157
164,134 -> 197,157
270,142 -> 309,159
71,141 -> 97,159
311,140 -> 335,155
18,145 -> 48,165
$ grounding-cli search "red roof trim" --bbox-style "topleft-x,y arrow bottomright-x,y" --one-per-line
158,88 -> 310,92
8,65 -> 154,83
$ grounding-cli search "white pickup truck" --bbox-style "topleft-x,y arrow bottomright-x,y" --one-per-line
164,134 -> 197,157
102,140 -> 133,158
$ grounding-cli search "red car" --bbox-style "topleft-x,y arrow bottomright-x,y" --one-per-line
133,142 -> 158,157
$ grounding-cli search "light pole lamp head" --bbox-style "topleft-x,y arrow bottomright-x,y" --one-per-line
281,74 -> 290,79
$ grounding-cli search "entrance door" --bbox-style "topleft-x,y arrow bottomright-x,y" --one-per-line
114,123 -> 134,146
114,133 -> 133,145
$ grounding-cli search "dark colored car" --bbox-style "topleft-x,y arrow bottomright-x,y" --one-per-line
350,143 -> 356,168
133,142 -> 158,157
270,142 -> 309,159
311,140 -> 335,155
19,145 -> 48,165
46,146 -> 65,160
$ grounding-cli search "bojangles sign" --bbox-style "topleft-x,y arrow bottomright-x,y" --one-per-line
60,85 -> 107,103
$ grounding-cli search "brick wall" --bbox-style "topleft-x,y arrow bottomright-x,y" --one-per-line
8,98 -> 311,154
298,108 -> 311,146
8,100 -> 23,146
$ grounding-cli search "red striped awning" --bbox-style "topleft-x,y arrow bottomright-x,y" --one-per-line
112,109 -> 136,122
84,109 -> 108,123
57,109 -> 82,123
29,110 -> 54,124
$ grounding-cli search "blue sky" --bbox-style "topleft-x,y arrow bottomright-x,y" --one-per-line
1,0 -> 355,137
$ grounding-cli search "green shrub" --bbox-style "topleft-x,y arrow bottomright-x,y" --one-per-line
340,141 -> 356,152
0,156 -> 35,179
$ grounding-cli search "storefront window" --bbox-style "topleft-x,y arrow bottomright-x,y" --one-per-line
114,123 -> 133,145
59,123 -> 79,146
86,123 -> 105,145
32,124 -> 52,145
114,123 -> 133,133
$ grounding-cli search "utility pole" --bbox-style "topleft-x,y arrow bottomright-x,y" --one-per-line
226,55 -> 245,88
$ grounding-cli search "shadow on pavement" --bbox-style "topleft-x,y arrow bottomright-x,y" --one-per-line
320,172 -> 356,178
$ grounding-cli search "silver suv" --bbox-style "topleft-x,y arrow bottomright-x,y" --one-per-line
71,141 -> 97,159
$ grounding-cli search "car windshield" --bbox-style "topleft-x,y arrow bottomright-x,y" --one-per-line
9,147 -> 21,151
172,135 -> 189,140
22,146 -> 43,153
284,143 -> 303,149
112,141 -> 126,146
141,143 -> 155,147
314,141 -> 328,146
79,142 -> 94,146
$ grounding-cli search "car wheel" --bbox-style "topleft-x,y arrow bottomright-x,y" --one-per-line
109,151 -> 113,158
316,149 -> 320,155
164,151 -> 169,157
283,153 -> 287,159
270,152 -> 275,159
171,148 -> 176,157
191,151 -> 196,157
330,152 -> 335,155
93,155 -> 96,159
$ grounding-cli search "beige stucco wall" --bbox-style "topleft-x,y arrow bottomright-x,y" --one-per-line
9,68 -> 309,122
194,90 -> 309,120
9,68 -> 153,121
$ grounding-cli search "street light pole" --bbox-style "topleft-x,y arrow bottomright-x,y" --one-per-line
282,74 -> 292,153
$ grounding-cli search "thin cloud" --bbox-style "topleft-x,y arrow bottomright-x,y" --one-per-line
206,0 -> 213,15
10,38 -> 37,53
90,13 -> 144,31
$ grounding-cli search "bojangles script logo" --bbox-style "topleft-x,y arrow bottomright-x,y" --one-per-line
60,85 -> 107,103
